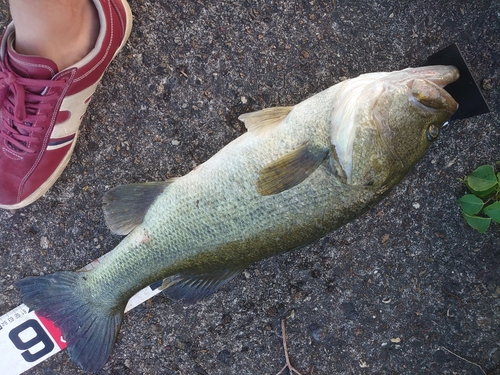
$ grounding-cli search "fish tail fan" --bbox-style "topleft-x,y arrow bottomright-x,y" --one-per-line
15,271 -> 123,373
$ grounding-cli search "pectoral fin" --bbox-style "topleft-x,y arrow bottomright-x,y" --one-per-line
160,268 -> 242,304
103,180 -> 175,235
256,143 -> 329,196
238,106 -> 294,135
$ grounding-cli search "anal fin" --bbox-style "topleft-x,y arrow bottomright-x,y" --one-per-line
160,268 -> 242,304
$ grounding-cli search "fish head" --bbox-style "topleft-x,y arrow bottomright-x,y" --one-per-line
344,65 -> 459,188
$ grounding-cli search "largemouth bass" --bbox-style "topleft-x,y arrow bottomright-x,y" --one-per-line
16,65 -> 459,372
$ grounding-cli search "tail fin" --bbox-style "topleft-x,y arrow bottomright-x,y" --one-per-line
15,271 -> 123,372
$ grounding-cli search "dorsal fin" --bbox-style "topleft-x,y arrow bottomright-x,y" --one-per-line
238,106 -> 294,135
256,143 -> 329,196
160,268 -> 243,304
102,180 -> 175,235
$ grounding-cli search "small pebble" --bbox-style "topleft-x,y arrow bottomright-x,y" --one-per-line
151,324 -> 163,334
40,236 -> 49,249
482,78 -> 492,90
309,323 -> 324,342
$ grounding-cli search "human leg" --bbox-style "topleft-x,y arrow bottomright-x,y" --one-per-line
9,0 -> 100,70
0,0 -> 133,209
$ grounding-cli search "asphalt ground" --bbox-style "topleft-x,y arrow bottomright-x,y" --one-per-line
0,0 -> 499,374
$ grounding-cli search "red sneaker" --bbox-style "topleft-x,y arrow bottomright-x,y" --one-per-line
0,0 -> 132,209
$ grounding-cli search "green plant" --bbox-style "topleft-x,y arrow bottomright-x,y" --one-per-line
458,162 -> 500,233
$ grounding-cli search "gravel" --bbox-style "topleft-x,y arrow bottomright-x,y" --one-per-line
1,0 -> 499,374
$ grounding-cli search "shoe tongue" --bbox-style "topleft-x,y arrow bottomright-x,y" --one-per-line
6,37 -> 58,80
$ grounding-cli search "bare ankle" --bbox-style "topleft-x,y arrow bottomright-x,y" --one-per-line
10,0 -> 99,70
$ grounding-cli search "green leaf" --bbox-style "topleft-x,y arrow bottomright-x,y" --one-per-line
466,165 -> 498,198
462,212 -> 491,233
484,201 -> 500,224
458,194 -> 484,215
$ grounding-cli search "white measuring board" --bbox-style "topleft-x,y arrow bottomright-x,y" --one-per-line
0,252 -> 165,375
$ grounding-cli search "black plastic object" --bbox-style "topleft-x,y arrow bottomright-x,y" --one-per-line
422,44 -> 490,120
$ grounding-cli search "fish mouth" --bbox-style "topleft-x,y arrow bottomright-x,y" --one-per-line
405,65 -> 459,114
408,78 -> 459,114
416,65 -> 460,88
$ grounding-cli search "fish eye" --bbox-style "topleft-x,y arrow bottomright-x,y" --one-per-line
427,124 -> 440,141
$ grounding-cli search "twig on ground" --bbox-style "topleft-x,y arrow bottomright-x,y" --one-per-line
438,346 -> 486,375
276,318 -> 308,375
